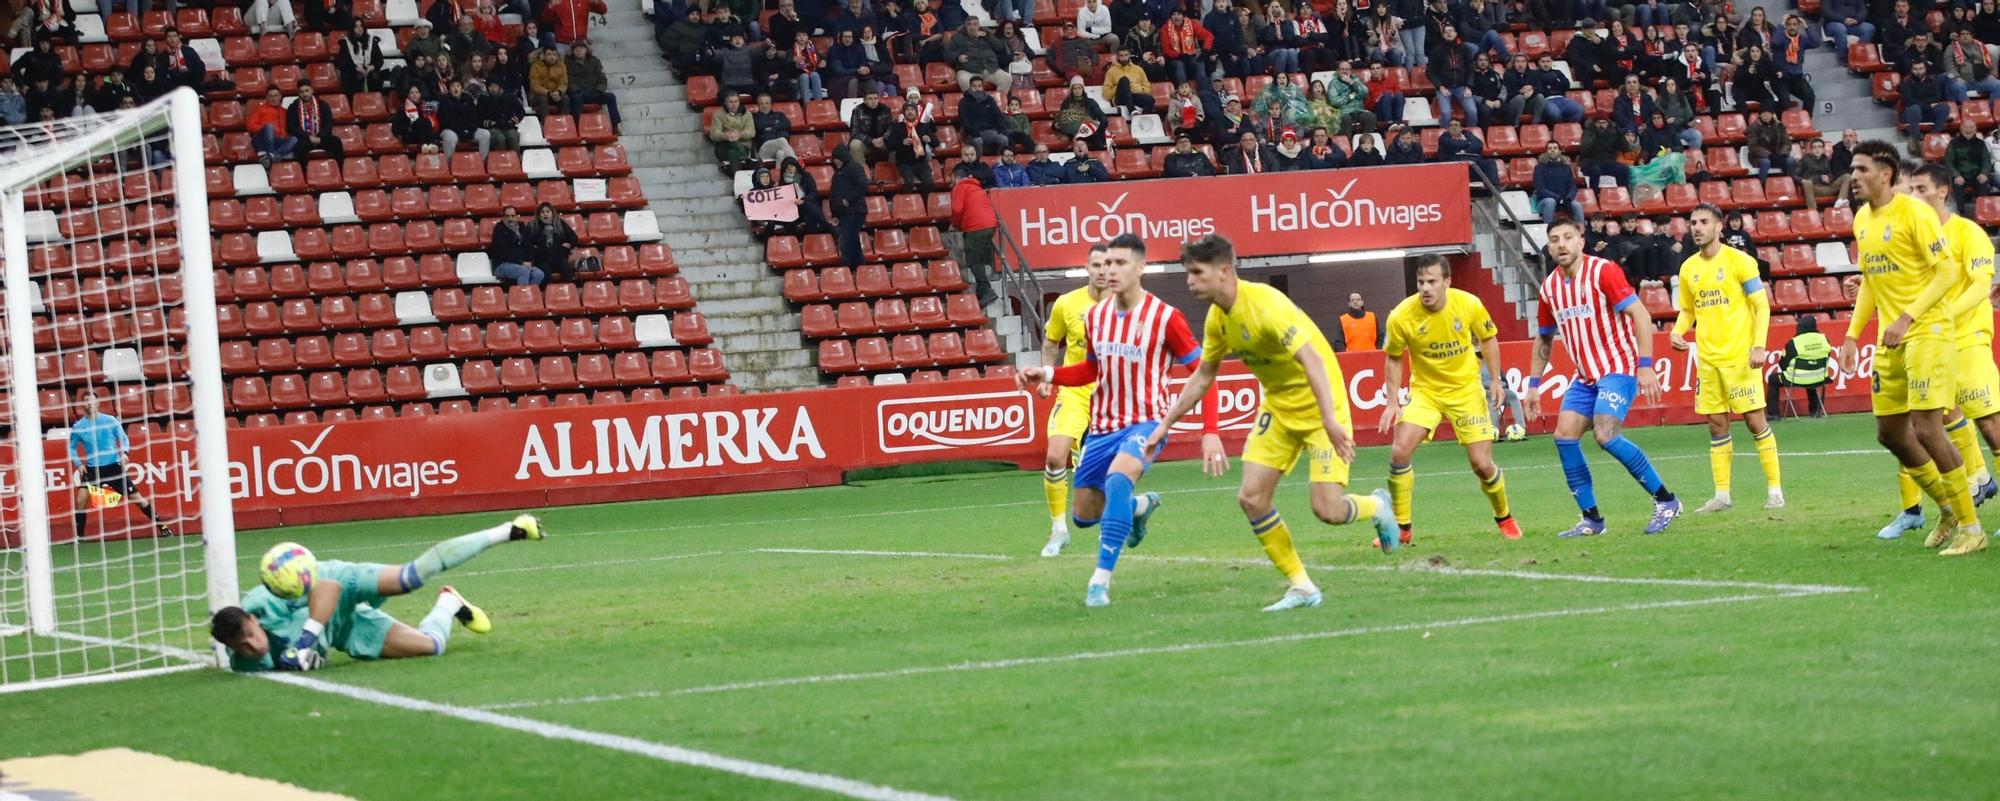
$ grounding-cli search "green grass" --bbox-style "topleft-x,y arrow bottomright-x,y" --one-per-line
5,414 -> 2000,800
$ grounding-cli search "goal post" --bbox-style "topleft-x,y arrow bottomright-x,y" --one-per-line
0,87 -> 238,691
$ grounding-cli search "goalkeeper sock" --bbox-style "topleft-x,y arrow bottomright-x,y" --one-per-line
1249,509 -> 1312,589
1478,466 -> 1510,519
417,593 -> 463,655
400,524 -> 511,591
1948,417 -> 1989,486
1387,463 -> 1415,527
1708,434 -> 1733,496
1752,426 -> 1781,491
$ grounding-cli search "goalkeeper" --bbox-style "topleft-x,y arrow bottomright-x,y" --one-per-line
210,514 -> 544,672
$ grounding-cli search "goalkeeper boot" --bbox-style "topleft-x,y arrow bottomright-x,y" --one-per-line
440,586 -> 491,634
1940,526 -> 1989,556
1125,492 -> 1163,549
1261,586 -> 1324,612
510,513 -> 544,541
1084,582 -> 1111,608
1877,508 -> 1925,541
1370,489 -> 1399,552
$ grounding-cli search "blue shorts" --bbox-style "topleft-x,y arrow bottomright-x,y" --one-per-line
1074,421 -> 1164,491
1560,373 -> 1638,422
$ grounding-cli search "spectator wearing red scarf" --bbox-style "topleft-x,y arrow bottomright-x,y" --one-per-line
792,31 -> 828,101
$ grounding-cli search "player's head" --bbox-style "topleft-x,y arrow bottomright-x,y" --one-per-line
1688,203 -> 1726,248
1084,243 -> 1111,291
1905,162 -> 1953,213
210,606 -> 269,658
1545,219 -> 1585,269
1179,234 -> 1237,303
1413,255 -> 1451,311
1100,234 -> 1148,294
1849,140 -> 1905,200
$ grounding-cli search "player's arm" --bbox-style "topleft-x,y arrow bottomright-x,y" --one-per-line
1294,344 -> 1355,464
1669,264 -> 1694,351
274,580 -> 341,671
1478,330 -> 1505,409
1020,334 -> 1096,389
1838,279 -> 1875,373
1527,315 -> 1556,421
1946,246 -> 1994,318
1744,270 -> 1771,366
1376,349 -> 1406,434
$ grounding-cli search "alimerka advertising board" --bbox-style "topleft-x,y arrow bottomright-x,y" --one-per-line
987,163 -> 1476,269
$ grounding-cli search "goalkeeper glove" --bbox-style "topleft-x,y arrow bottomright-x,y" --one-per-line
275,647 -> 325,671
294,619 -> 324,654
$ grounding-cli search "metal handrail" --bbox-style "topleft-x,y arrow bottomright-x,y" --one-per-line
992,222 -> 1046,346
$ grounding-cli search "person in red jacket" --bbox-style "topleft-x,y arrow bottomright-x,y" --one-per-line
540,0 -> 607,51
948,162 -> 1000,308
1364,60 -> 1405,125
247,86 -> 297,167
1161,8 -> 1213,88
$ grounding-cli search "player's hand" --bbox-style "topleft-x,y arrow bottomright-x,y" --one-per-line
1325,421 -> 1356,464
1015,366 -> 1046,391
1638,365 -> 1663,405
1669,331 -> 1690,351
1526,382 -> 1544,422
1037,381 -> 1051,398
1142,428 -> 1167,455
1200,433 -> 1228,477
1748,346 -> 1767,368
1837,339 -> 1860,374
1375,401 -> 1401,434
1488,377 -> 1507,411
1882,313 -> 1913,348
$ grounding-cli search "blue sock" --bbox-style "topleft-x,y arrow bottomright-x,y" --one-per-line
1555,437 -> 1600,518
1603,435 -> 1670,498
1098,473 -> 1135,573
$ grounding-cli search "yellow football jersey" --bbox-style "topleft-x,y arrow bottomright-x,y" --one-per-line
1945,214 -> 1996,348
1045,287 -> 1097,367
1383,288 -> 1497,396
1201,280 -> 1344,421
1674,244 -> 1767,365
1854,192 -> 1956,341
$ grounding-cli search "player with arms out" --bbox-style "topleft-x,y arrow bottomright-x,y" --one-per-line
1376,254 -> 1520,544
1836,144 -> 1983,554
1866,163 -> 1996,551
1670,203 -> 1784,514
1036,244 -> 1112,557
1528,219 -> 1683,537
1017,234 -> 1219,608
1149,235 -> 1396,612
210,514 -> 545,671
67,390 -> 172,539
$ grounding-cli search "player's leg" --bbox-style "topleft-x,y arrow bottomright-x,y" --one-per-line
1081,424 -> 1164,606
1068,430 -> 1113,539
376,515 -> 544,598
1588,373 -> 1679,533
106,472 -> 172,537
1944,411 -> 1991,495
1741,407 -> 1783,508
1293,414 -> 1395,551
72,482 -> 91,539
1553,379 -> 1605,536
1900,338 -> 1981,551
1387,421 -> 1429,544
1041,433 -> 1078,556
1444,388 -> 1516,539
1949,340 -> 2000,504
371,587 -> 489,659
1236,459 -> 1321,611
1697,413 -> 1735,512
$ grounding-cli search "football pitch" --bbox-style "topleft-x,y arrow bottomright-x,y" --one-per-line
6,413 -> 2000,800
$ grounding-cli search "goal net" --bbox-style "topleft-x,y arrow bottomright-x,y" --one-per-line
0,88 -> 238,692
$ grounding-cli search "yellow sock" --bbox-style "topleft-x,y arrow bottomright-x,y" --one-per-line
1478,467 -> 1510,519
1347,492 -> 1383,524
1911,461 -> 1955,522
1948,417 -> 1989,486
1388,464 -> 1415,526
1941,463 -> 1978,528
1708,434 -> 1733,495
1042,468 -> 1069,523
1752,427 -> 1781,491
1898,467 -> 1923,511
1249,510 -> 1310,587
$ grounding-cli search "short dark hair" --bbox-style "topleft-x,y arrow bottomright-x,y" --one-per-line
1547,218 -> 1586,237
1851,140 -> 1906,181
1106,233 -> 1148,261
210,606 -> 252,646
1180,234 -> 1234,267
1087,243 -> 1110,254
1690,202 -> 1726,222
1413,253 -> 1450,278
1911,162 -> 1953,190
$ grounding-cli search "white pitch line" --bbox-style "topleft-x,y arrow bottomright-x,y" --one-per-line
756,548 -> 1015,561
477,589 -> 1834,711
451,550 -> 738,578
260,673 -> 958,801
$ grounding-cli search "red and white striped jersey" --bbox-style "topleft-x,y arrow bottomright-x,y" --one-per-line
1536,255 -> 1640,381
1082,292 -> 1202,434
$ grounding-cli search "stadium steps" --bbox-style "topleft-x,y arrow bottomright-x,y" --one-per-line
598,0 -> 819,392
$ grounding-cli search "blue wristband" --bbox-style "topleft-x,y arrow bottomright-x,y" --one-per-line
1526,376 -> 1541,389
1637,357 -> 1654,369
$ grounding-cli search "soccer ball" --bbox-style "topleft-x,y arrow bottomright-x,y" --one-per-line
259,542 -> 318,599
1504,424 -> 1527,442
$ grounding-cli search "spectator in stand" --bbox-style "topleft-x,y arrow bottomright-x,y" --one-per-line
336,19 -> 387,94
490,46 -> 527,97
1124,17 -> 1169,80
1898,60 -> 1951,143
1564,21 -> 1612,88
447,15 -> 492,71
1831,127 -> 1861,176
1204,0 -> 1243,70
1386,126 -> 1424,164
438,78 -> 488,156
1260,7 -> 1302,75
246,0 -> 296,36
480,79 -> 526,155
529,45 -> 570,116
706,5 -> 751,44
1639,110 -> 1690,159
1065,139 -> 1110,182
1348,131 -> 1385,166
248,87 -> 297,167
751,93 -> 796,164
708,92 -> 755,171
1601,18 -> 1641,80
1164,133 -> 1218,177
1878,0 -> 1921,69
1050,22 -> 1101,82
1300,127 -> 1345,169
1580,116 -> 1633,187
1610,74 -> 1657,134
1656,76 -> 1700,141
1946,119 -> 1997,208
1739,7 -> 1775,51
755,38 -> 797,103
833,0 -> 880,36
1944,29 -> 2000,102
1772,15 -> 1816,113
1053,76 -> 1109,148
1103,48 -> 1157,116
1325,61 -> 1376,134
1325,0 -> 1366,63
900,0 -> 954,65
11,0 -> 76,47
529,203 -> 581,282
1026,143 -> 1068,184
565,43 -> 621,134
711,34 -> 754,100
992,146 -> 1031,187
159,30 -> 204,91
1533,142 -> 1585,224
1169,81 -> 1207,141
1224,6 -> 1269,78
660,13 -> 710,73
0,78 -> 25,125
849,88 -> 896,165
948,163 -> 1002,307
829,146 -> 869,269
406,20 -> 447,66
1252,75 -> 1312,133
1272,128 -> 1308,170
1732,44 -> 1781,111
286,84 -> 344,161
789,30 -> 828,101
999,95 -> 1033,151
1437,117 -> 1494,183
949,20 -> 1013,93
1366,60 -> 1406,126
489,206 -> 544,286
777,158 -> 835,235
395,85 -> 445,153
1744,108 -> 1791,183
1078,0 -> 1120,47
1977,0 -> 2000,45
958,77 -> 1010,154
1302,80 -> 1342,134
827,29 -> 881,99
1470,54 -> 1510,125
1893,30 -> 1944,77
1365,3 -> 1406,66
1455,0 -> 1508,61
1723,211 -> 1768,282
957,143 -> 996,186
999,19 -> 1040,64
1529,53 -> 1583,124
1796,137 -> 1851,212
891,103 -> 938,193
1821,0 -> 1874,66
1211,95 -> 1257,143
542,0 -> 607,53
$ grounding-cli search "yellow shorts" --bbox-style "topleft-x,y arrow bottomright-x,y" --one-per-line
1872,336 -> 1954,416
1401,386 -> 1497,444
1047,387 -> 1092,443
1955,341 -> 2000,420
1693,358 -> 1766,416
1242,407 -> 1353,485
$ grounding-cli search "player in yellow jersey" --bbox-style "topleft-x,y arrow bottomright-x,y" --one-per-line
1148,235 -> 1397,613
1376,255 -> 1521,543
1670,204 -> 1784,514
1834,142 -> 1982,552
1036,244 -> 1111,557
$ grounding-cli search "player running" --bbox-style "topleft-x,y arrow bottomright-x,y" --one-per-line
1149,235 -> 1396,612
67,390 -> 172,538
210,514 -> 545,671
1018,234 -> 1218,608
1376,254 -> 1520,544
1836,143 -> 1984,554
1037,244 -> 1110,557
1528,219 -> 1683,537
1869,163 -> 1997,551
1670,203 -> 1785,513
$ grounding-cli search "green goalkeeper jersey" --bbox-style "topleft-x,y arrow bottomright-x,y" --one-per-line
229,560 -> 386,673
